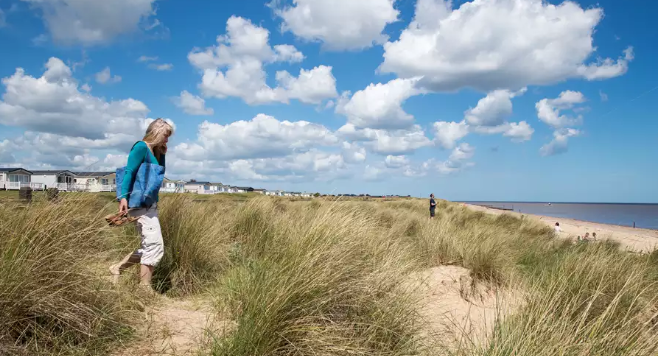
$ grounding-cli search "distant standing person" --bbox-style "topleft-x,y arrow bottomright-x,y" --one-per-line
109,118 -> 173,291
429,194 -> 437,219
554,222 -> 561,234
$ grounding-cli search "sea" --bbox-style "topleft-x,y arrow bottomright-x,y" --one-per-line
460,202 -> 658,230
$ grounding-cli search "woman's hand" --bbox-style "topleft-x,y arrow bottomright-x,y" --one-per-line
119,198 -> 128,215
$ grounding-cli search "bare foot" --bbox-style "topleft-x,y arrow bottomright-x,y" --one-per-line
109,264 -> 120,284
109,264 -> 120,275
138,284 -> 156,296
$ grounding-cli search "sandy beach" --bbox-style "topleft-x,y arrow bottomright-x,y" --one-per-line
464,203 -> 658,253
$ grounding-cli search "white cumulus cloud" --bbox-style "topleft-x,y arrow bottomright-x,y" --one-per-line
385,155 -> 409,169
536,91 -> 586,156
336,78 -> 422,129
95,67 -> 121,84
275,66 -> 339,104
407,142 -> 476,176
536,90 -> 586,128
341,142 -> 367,163
21,0 -> 160,46
173,90 -> 213,116
465,89 -> 525,127
189,16 -> 337,105
272,0 -> 399,51
432,121 -> 469,149
0,57 -> 150,142
226,149 -> 348,182
540,128 -> 580,156
502,121 -> 534,142
337,123 -> 432,155
172,114 -> 338,161
380,0 -> 634,92
364,164 -> 385,181
435,143 -> 476,175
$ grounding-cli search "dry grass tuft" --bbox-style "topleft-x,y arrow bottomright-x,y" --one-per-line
0,195 -> 136,355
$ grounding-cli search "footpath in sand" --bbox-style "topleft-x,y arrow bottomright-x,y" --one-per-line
406,266 -> 522,352
464,203 -> 658,253
114,297 -> 228,356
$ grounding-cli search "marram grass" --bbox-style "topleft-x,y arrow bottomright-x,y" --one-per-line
1,193 -> 656,355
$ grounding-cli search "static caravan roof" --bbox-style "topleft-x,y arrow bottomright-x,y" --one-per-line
0,168 -> 32,174
31,170 -> 75,175
72,172 -> 115,177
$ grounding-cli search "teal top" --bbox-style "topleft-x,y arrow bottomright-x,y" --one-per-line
119,141 -> 165,201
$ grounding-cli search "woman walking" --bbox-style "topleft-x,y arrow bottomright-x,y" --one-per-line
109,119 -> 173,291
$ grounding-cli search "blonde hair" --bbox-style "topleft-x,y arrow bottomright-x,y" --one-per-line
143,118 -> 173,159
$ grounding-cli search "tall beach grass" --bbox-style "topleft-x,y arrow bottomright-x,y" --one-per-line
1,192 -> 657,355
0,195 -> 134,355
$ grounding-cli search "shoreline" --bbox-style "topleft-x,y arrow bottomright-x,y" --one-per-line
458,201 -> 658,206
463,203 -> 658,253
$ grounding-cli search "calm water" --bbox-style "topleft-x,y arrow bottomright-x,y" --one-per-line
461,202 -> 658,230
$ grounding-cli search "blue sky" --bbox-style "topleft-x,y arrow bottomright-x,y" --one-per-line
0,0 -> 656,202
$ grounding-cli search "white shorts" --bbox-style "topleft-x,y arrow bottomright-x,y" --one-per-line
130,204 -> 164,267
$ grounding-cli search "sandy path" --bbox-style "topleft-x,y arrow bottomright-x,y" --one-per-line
464,203 -> 658,253
408,266 -> 521,352
114,297 -> 227,356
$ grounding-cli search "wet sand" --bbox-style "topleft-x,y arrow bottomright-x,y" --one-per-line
464,203 -> 658,253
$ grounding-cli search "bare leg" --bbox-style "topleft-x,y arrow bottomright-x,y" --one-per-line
109,252 -> 141,285
139,264 -> 154,286
110,252 -> 140,274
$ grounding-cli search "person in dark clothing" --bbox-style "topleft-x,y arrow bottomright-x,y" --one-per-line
429,194 -> 437,219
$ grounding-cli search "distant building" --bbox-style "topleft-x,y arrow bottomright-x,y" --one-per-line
161,178 -> 185,193
31,170 -> 75,191
0,168 -> 34,190
184,181 -> 211,193
210,183 -> 228,193
71,172 -> 116,192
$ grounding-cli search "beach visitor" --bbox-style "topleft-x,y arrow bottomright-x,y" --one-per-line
554,222 -> 561,234
592,232 -> 597,240
429,194 -> 437,219
583,232 -> 590,242
109,118 -> 173,291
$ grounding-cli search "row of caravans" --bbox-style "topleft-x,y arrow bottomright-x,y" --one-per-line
161,179 -> 311,197
160,179 -> 256,194
0,168 -> 312,197
0,168 -> 116,192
